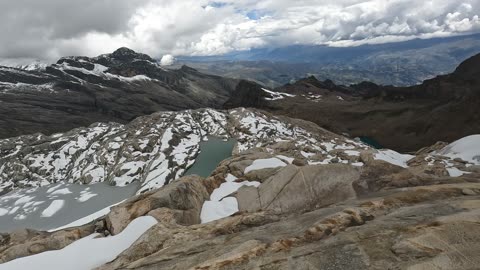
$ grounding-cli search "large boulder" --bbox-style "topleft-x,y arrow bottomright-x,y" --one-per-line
0,225 -> 95,263
105,175 -> 209,235
236,164 -> 360,214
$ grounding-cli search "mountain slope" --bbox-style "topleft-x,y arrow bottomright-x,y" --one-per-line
0,47 -> 238,139
0,108 -> 478,269
224,53 -> 480,152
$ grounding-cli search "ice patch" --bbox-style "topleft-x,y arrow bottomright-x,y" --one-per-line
41,200 -> 65,217
446,167 -> 470,177
200,174 -> 260,223
210,180 -> 260,201
244,158 -> 287,173
0,216 -> 157,270
76,192 -> 97,203
436,135 -> 480,165
374,150 -> 414,168
201,198 -> 239,224
50,188 -> 72,196
262,88 -> 295,101
344,150 -> 360,156
14,196 -> 34,206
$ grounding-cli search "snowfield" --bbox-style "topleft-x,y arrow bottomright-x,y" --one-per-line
435,135 -> 480,165
201,174 -> 260,223
0,216 -> 157,270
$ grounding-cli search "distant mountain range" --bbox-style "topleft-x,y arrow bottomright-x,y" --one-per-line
2,46 -> 479,153
176,33 -> 480,87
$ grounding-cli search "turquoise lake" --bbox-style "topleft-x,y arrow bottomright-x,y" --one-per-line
185,137 -> 236,177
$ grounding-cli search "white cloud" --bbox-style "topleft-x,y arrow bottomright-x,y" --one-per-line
160,54 -> 176,66
0,0 -> 479,62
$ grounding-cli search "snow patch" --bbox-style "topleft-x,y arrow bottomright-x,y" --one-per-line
262,88 -> 296,101
374,150 -> 414,168
1,216 -> 157,270
244,158 -> 287,173
200,174 -> 260,223
436,135 -> 480,165
41,200 -> 64,217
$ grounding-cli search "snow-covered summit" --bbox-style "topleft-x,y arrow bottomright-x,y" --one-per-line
16,62 -> 48,71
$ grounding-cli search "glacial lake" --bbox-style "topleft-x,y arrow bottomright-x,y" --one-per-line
0,181 -> 139,232
359,136 -> 383,149
185,137 -> 236,178
0,136 -> 235,233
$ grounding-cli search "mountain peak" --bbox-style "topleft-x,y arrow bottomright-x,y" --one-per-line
110,47 -> 153,62
112,47 -> 136,56
453,53 -> 480,79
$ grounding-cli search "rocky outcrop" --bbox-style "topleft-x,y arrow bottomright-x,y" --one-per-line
237,164 -> 359,214
0,224 -> 96,263
105,175 -> 209,235
97,182 -> 480,270
223,80 -> 270,109
0,107 -> 479,269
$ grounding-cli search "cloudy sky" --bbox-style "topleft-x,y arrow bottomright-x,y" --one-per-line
1,0 -> 479,63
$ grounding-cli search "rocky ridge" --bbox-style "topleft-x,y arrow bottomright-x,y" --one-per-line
0,108 -> 370,194
0,108 -> 479,269
0,47 -> 238,139
225,53 -> 480,152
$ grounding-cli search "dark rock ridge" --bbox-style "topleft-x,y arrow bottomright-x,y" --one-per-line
225,53 -> 480,152
0,47 -> 239,139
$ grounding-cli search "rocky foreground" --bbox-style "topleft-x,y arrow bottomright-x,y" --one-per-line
0,108 -> 479,269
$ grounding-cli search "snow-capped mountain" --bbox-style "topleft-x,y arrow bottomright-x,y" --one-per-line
16,62 -> 48,71
0,47 -> 238,139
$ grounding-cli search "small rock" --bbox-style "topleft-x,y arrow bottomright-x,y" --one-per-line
462,189 -> 476,196
292,158 -> 307,166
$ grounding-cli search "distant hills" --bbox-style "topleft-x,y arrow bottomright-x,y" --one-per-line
176,33 -> 480,87
224,53 -> 480,152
